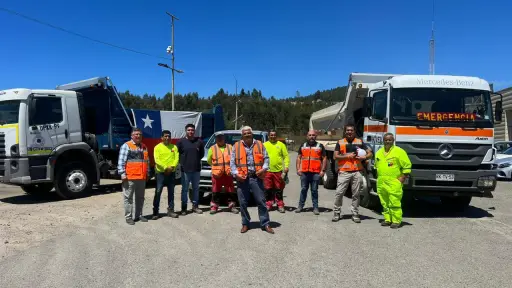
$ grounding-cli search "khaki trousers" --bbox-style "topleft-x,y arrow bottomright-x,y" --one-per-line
333,171 -> 364,215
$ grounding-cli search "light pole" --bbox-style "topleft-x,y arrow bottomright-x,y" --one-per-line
233,74 -> 241,130
158,62 -> 183,108
166,12 -> 181,110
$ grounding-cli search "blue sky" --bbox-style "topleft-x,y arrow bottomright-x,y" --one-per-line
1,0 -> 511,99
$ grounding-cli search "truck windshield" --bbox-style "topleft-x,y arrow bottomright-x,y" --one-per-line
205,133 -> 264,150
390,88 -> 493,128
0,100 -> 21,125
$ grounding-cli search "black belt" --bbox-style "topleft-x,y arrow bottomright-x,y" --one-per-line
247,172 -> 257,178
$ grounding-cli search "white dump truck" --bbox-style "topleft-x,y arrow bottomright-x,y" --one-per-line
310,72 -> 503,210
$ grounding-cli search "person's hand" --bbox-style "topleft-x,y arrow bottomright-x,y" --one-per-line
397,175 -> 406,183
319,171 -> 325,178
284,167 -> 289,174
121,174 -> 127,182
256,169 -> 266,179
236,174 -> 246,182
346,153 -> 356,159
297,171 -> 303,177
169,166 -> 176,172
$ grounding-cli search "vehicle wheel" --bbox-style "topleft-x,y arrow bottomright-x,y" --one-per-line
54,162 -> 93,199
323,160 -> 337,189
440,196 -> 472,212
21,183 -> 53,196
359,173 -> 380,209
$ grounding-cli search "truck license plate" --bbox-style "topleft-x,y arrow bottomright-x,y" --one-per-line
436,174 -> 455,181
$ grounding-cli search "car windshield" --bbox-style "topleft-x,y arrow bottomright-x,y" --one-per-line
205,133 -> 264,150
0,100 -> 21,125
501,147 -> 512,155
390,88 -> 493,128
495,142 -> 512,153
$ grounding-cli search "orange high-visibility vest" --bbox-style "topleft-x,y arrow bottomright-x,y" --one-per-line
337,138 -> 364,172
211,144 -> 232,177
125,141 -> 149,180
300,142 -> 322,173
234,140 -> 264,177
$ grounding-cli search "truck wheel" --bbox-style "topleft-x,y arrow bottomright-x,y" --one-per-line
440,196 -> 472,212
54,162 -> 93,199
323,160 -> 337,190
21,183 -> 53,196
359,174 -> 380,209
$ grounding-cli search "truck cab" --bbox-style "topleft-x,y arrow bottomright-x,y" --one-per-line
0,88 -> 100,198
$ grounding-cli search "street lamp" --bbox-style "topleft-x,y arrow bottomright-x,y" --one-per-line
233,74 -> 242,130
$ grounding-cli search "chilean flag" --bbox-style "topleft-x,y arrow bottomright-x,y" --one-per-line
131,109 -> 203,168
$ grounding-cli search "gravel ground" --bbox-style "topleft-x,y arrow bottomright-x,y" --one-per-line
1,152 -> 511,287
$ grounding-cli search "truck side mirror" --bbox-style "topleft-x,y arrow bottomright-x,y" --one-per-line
362,97 -> 372,117
495,100 -> 503,122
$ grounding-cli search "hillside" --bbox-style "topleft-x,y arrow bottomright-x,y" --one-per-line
119,86 -> 347,135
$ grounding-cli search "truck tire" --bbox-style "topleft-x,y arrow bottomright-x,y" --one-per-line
21,183 -> 54,196
323,159 -> 337,190
440,196 -> 472,212
359,173 -> 380,210
54,162 -> 93,199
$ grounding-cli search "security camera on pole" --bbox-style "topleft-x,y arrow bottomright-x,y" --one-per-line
157,12 -> 183,111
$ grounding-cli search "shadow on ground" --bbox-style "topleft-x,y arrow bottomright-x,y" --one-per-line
367,197 -> 494,219
0,184 -> 121,205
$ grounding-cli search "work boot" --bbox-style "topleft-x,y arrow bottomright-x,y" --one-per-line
181,205 -> 187,216
135,216 -> 148,222
210,207 -> 217,215
167,208 -> 179,218
192,205 -> 203,214
381,221 -> 391,227
313,208 -> 320,215
278,206 -> 285,213
390,223 -> 401,229
152,209 -> 159,220
295,207 -> 303,213
352,215 -> 361,223
126,218 -> 135,225
332,213 -> 341,222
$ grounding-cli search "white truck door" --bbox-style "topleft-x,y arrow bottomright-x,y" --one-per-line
364,89 -> 389,153
26,95 -> 69,156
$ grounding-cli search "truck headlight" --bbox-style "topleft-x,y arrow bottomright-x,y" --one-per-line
477,176 -> 495,188
498,162 -> 511,169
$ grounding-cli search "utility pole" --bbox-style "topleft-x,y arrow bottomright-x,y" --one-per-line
167,12 -> 179,110
234,74 -> 240,130
429,0 -> 435,75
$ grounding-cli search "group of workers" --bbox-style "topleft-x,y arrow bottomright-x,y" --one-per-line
118,123 -> 412,233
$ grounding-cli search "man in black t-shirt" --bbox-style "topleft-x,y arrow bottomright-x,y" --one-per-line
177,124 -> 205,215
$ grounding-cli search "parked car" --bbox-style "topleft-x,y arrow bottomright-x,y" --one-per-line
494,141 -> 512,154
495,147 -> 512,180
188,129 -> 269,204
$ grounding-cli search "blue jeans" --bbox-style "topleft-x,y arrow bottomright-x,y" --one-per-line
298,172 -> 320,209
181,171 -> 200,207
153,172 -> 175,214
237,176 -> 270,228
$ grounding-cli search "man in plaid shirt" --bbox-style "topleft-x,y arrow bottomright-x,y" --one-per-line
118,128 -> 151,225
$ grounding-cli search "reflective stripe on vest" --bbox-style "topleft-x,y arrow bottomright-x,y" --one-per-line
300,142 -> 322,173
125,141 -> 149,180
211,144 -> 232,177
234,140 -> 264,177
337,138 -> 364,172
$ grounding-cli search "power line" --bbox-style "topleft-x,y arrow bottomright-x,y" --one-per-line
0,7 -> 170,61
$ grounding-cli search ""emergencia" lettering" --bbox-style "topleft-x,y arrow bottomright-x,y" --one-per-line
416,112 -> 476,121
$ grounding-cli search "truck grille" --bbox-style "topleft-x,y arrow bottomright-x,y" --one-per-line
0,133 -> 5,176
396,142 -> 491,171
